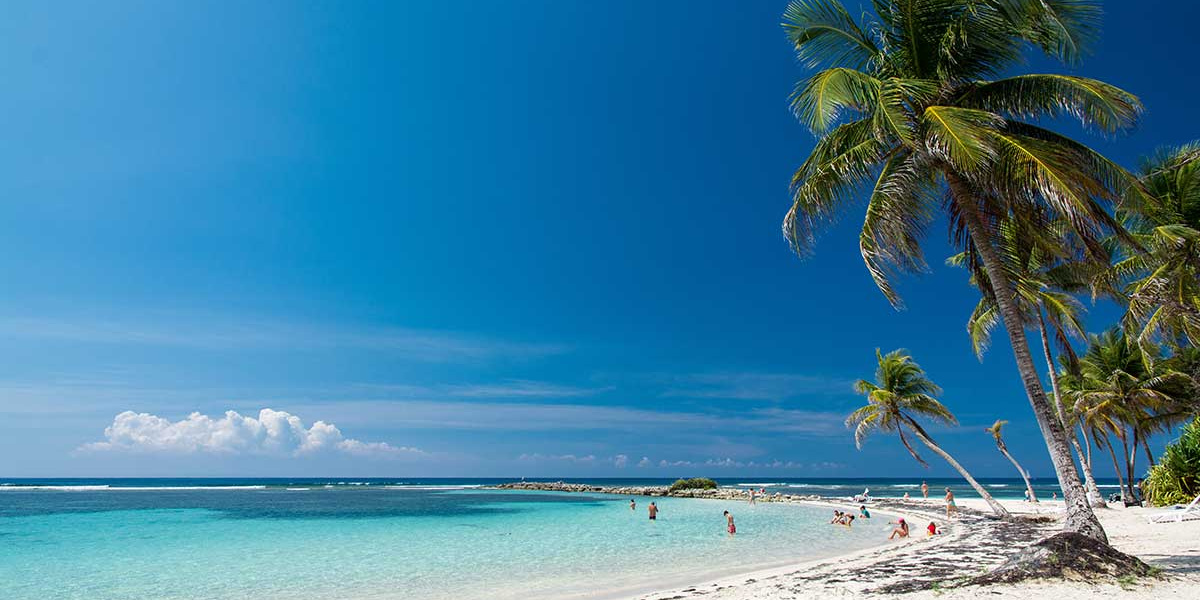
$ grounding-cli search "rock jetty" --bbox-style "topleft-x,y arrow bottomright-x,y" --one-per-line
492,481 -> 822,502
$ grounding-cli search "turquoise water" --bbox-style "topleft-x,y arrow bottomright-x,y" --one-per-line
0,484 -> 893,600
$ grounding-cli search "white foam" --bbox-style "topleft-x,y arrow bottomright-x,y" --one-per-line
0,485 -> 111,491
0,484 -> 265,489
384,485 -> 482,490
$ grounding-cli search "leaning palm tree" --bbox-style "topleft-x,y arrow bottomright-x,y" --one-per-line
949,218 -> 1108,507
985,420 -> 1038,503
849,349 -> 1010,517
781,0 -> 1142,540
1109,142 -> 1200,360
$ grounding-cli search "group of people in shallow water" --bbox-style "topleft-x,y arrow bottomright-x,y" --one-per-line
629,492 -> 941,540
828,505 -> 871,527
630,497 -> 738,536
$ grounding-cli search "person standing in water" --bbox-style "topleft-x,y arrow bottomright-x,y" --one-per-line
723,510 -> 736,535
749,489 -> 756,505
630,498 -> 636,511
921,481 -> 929,499
944,488 -> 957,517
648,502 -> 658,520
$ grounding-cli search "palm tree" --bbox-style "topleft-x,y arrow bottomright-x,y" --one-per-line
948,219 -> 1108,507
1066,329 -> 1186,501
781,0 -> 1142,540
985,420 -> 1038,503
1110,143 -> 1200,359
849,349 -> 1010,518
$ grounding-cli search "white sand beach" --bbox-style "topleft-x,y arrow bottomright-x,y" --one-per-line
631,497 -> 1200,600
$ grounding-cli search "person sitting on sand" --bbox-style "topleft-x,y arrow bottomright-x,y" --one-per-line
944,488 -> 957,517
921,480 -> 929,499
889,518 -> 909,539
648,502 -> 658,520
724,510 -> 736,535
903,492 -> 910,499
927,521 -> 939,536
859,505 -> 871,519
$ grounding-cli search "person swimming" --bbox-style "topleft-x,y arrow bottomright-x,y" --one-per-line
889,518 -> 909,539
724,510 -> 736,535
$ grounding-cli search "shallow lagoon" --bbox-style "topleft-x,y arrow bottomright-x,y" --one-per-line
0,485 -> 890,600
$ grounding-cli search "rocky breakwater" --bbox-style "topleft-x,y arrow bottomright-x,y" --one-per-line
491,481 -> 822,503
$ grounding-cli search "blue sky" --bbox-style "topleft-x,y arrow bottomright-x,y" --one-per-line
1,1 -> 1196,478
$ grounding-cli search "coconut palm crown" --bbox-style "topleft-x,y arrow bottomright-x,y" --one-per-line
1110,142 -> 1200,358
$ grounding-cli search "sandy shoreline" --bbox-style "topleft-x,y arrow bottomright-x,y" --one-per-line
627,497 -> 1200,600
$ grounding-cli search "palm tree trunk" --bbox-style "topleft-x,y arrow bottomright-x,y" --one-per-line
948,173 -> 1105,541
1141,437 -> 1155,467
1102,433 -> 1126,500
1036,310 -> 1106,507
906,420 -> 1011,518
997,439 -> 1038,502
1121,430 -> 1137,502
1080,425 -> 1093,467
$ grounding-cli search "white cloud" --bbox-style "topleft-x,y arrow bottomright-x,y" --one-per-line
80,408 -> 423,459
613,454 -> 628,468
637,456 -> 651,468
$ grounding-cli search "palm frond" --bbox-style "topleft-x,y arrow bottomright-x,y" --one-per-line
859,151 -> 939,306
782,0 -> 881,70
922,106 -> 1004,171
960,74 -> 1141,133
784,120 -> 894,257
791,68 -> 884,133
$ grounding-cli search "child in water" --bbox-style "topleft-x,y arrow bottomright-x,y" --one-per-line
723,510 -> 736,535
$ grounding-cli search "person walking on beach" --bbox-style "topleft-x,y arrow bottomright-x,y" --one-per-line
723,510 -> 736,536
944,488 -> 957,518
921,481 -> 929,499
648,502 -> 658,521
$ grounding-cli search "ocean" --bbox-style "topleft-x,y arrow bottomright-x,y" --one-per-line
0,477 -> 1114,600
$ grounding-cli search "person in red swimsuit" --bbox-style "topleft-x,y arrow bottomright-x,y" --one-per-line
724,510 -> 736,535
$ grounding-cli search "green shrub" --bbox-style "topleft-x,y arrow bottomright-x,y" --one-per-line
667,477 -> 718,493
1144,417 -> 1200,506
